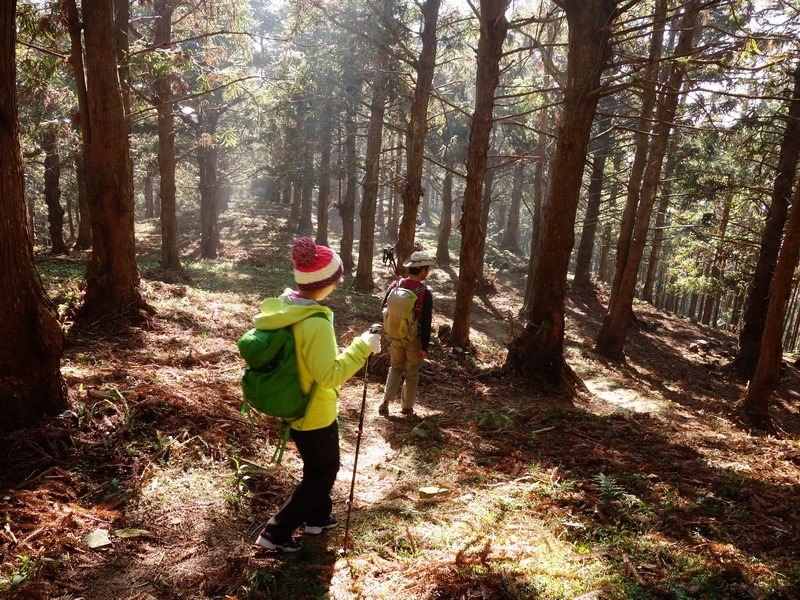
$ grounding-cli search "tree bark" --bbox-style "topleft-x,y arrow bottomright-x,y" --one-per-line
355,65 -> 388,289
0,0 -> 68,433
500,158 -> 523,253
154,0 -> 181,270
573,119 -> 612,289
700,195 -> 732,328
506,0 -> 616,390
72,152 -> 91,250
436,166 -> 454,265
339,79 -> 358,271
315,107 -> 333,247
740,180 -> 800,428
71,0 -> 146,326
642,155 -> 677,303
522,106 -> 550,315
731,67 -> 800,378
451,0 -> 508,349
596,2 -> 700,359
144,165 -> 155,219
395,0 -> 441,266
42,126 -> 68,255
299,147 -> 314,235
609,0 -> 667,301
475,160 -> 496,282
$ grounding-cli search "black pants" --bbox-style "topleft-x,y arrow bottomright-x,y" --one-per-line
264,419 -> 340,541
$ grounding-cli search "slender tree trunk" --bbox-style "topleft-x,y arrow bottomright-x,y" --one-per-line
144,168 -> 155,219
573,120 -> 612,289
0,0 -> 67,432
522,86 -> 551,314
300,148 -> 314,235
315,104 -> 334,247
73,154 -> 91,250
355,65 -> 387,289
506,0 -> 616,390
339,81 -> 358,271
154,0 -> 180,270
289,110 -> 306,230
475,161 -> 496,282
609,0 -> 667,301
436,166 -> 454,265
198,141 -> 219,258
65,0 -> 92,252
70,0 -> 146,325
731,67 -> 800,378
598,153 -> 622,284
596,2 -> 699,359
500,158 -> 523,253
700,195 -> 732,328
395,0 -> 441,265
642,156 -> 676,303
451,0 -> 508,349
42,127 -> 69,255
740,180 -> 800,429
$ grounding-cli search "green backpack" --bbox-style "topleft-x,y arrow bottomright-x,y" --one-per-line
236,312 -> 326,462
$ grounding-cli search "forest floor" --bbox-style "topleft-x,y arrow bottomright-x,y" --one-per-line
2,199 -> 800,600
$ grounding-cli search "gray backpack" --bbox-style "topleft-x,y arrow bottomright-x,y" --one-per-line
382,282 -> 424,341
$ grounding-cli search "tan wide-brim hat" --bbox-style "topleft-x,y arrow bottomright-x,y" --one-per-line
402,251 -> 436,268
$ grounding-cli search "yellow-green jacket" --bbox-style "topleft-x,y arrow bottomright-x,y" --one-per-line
253,290 -> 371,431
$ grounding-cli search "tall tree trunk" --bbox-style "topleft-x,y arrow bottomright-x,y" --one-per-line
596,2 -> 700,359
573,119 -> 612,289
315,103 -> 334,247
436,166 -> 454,265
386,132 -> 402,241
73,153 -> 91,250
522,109 -> 550,314
500,158 -> 523,253
42,127 -> 69,255
451,0 -> 508,349
355,65 -> 387,289
475,161 -> 496,282
740,180 -> 800,429
65,1 -> 92,252
700,194 -> 732,328
154,0 -> 181,270
395,0 -> 441,266
70,0 -> 145,325
144,167 -> 155,219
642,155 -> 677,303
597,153 -> 622,284
0,0 -> 67,433
731,67 -> 800,378
198,141 -> 219,258
300,148 -> 314,235
506,0 -> 616,390
289,109 -> 306,230
609,0 -> 667,301
339,80 -> 358,271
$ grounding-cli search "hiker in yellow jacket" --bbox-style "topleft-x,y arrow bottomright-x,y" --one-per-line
254,237 -> 380,553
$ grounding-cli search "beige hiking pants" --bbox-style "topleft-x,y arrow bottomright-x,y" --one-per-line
382,336 -> 423,411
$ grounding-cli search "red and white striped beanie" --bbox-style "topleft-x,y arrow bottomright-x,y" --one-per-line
291,237 -> 343,292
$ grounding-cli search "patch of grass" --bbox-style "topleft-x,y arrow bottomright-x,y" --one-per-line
0,555 -> 57,592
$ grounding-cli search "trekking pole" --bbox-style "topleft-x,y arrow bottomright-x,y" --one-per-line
342,323 -> 383,554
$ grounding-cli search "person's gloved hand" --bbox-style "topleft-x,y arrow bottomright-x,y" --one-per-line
359,331 -> 381,354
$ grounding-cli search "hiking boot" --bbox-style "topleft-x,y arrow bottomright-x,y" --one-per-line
378,402 -> 389,416
255,530 -> 303,553
401,408 -> 414,416
304,515 -> 338,535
